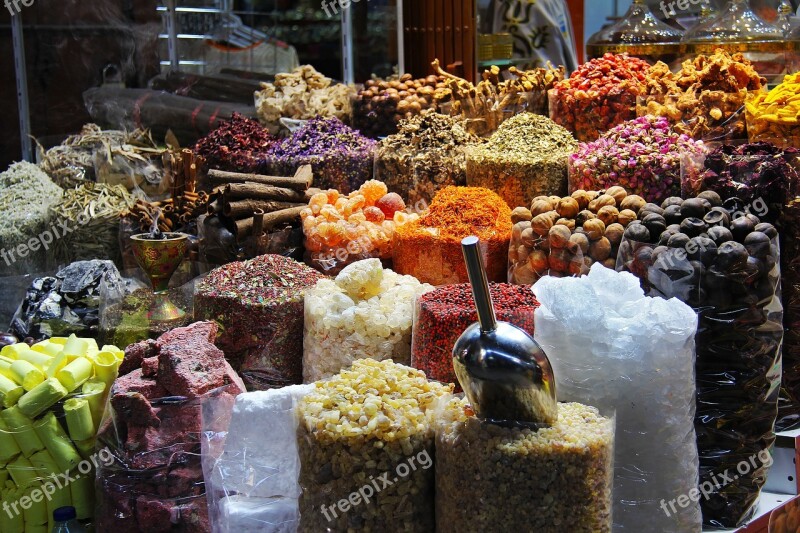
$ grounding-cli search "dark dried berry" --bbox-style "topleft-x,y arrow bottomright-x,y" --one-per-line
680,217 -> 707,238
707,226 -> 733,245
744,231 -> 770,258
754,222 -> 778,239
730,217 -> 755,243
698,190 -> 722,207
681,198 -> 707,219
661,197 -> 683,209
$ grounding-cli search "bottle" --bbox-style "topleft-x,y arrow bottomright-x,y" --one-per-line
51,506 -> 87,533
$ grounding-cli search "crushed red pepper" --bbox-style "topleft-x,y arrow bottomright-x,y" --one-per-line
411,283 -> 539,390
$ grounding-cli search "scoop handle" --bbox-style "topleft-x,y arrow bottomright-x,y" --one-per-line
462,236 -> 497,333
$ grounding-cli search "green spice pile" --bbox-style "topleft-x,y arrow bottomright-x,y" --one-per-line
376,111 -> 482,205
194,254 -> 324,390
436,397 -> 614,532
0,162 -> 63,275
466,113 -> 578,208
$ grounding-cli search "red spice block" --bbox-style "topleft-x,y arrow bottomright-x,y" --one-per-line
195,254 -> 325,390
120,338 -> 158,376
411,283 -> 539,390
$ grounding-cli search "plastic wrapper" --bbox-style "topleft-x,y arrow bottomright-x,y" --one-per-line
411,283 -> 537,389
508,219 -> 588,284
0,272 -> 48,333
96,321 -> 245,533
98,263 -> 207,348
781,199 -> 800,430
637,92 -> 748,141
296,359 -> 451,532
435,395 -> 614,532
745,75 -> 800,148
201,384 -> 313,533
616,219 -> 782,528
533,264 -> 701,532
10,260 -> 124,342
195,255 -> 324,391
303,259 -> 432,382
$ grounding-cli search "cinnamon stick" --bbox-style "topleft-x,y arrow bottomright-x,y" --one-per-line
208,164 -> 313,191
224,199 -> 304,219
234,206 -> 306,237
223,182 -> 308,203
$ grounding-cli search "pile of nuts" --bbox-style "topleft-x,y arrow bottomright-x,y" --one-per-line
352,73 -> 444,138
508,186 -> 645,284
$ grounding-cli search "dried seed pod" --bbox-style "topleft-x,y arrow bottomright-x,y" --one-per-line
576,209 -> 596,226
588,194 -> 615,213
596,205 -> 619,226
548,248 -> 571,272
618,209 -> 638,226
556,197 -> 580,219
531,199 -> 554,217
602,258 -> 617,269
549,224 -> 572,249
604,223 -> 625,247
529,249 -> 549,272
583,219 -> 606,241
620,194 -> 646,212
569,232 -> 590,254
521,227 -> 536,247
511,206 -> 533,224
532,213 -> 555,236
605,186 -> 627,205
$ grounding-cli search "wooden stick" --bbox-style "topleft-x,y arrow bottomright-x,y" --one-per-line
224,199 -> 304,219
223,182 -> 308,203
207,164 -> 313,191
234,206 -> 306,237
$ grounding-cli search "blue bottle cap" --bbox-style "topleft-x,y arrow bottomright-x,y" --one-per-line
53,506 -> 77,522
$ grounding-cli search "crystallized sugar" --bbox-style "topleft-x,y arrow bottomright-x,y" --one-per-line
303,259 -> 433,382
533,263 -> 700,533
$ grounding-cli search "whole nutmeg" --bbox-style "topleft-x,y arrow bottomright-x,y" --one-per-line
604,223 -> 625,247
639,203 -> 665,218
521,227 -> 536,247
663,205 -> 683,225
618,209 -> 638,226
620,194 -> 646,212
590,237 -> 612,261
588,194 -> 615,213
512,220 -> 531,242
511,206 -> 533,224
583,219 -> 606,241
597,205 -> 619,226
532,213 -> 555,236
605,186 -> 627,205
569,232 -> 590,255
571,190 -> 593,210
680,217 -> 707,238
548,195 -> 562,206
755,222 -> 778,239
744,231 -> 770,258
708,225 -> 733,245
661,197 -> 683,209
730,216 -> 755,243
529,249 -> 549,272
556,197 -> 580,219
531,199 -> 554,217
556,218 -> 576,231
549,224 -> 572,249
513,263 -> 538,285
576,209 -> 596,226
624,223 -> 651,243
698,190 -> 723,207
680,198 -> 707,219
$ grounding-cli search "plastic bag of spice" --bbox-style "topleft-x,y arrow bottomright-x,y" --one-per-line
435,395 -> 614,532
780,199 -> 800,431
411,283 -> 537,389
296,360 -> 452,532
533,264 -> 702,532
201,384 -> 313,533
615,202 -> 782,528
194,255 -> 324,391
637,92 -> 748,142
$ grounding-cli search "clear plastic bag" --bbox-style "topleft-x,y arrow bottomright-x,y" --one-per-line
303,259 -> 431,382
780,199 -> 800,430
194,255 -> 323,391
411,283 -> 537,390
95,321 -> 245,533
533,264 -> 701,532
201,384 -> 313,533
508,220 -> 589,285
616,223 -> 782,528
435,394 -> 614,532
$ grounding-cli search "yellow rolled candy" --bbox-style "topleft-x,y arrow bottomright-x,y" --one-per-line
74,438 -> 96,461
6,455 -> 38,489
63,398 -> 95,442
21,485 -> 48,528
16,349 -> 52,370
81,379 -> 106,427
0,356 -> 16,382
0,419 -> 22,462
45,351 -> 67,379
56,357 -> 93,392
9,360 -> 44,392
0,343 -> 29,359
48,337 -> 68,346
46,484 -> 72,532
61,335 -> 88,358
101,345 -> 125,363
1,407 -> 44,457
69,473 -> 94,520
30,342 -> 62,358
0,489 -> 24,533
17,379 -> 68,419
28,449 -> 59,478
92,351 -> 119,386
33,413 -> 80,473
0,374 -> 24,408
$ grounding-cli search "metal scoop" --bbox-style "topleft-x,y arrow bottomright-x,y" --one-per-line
452,236 -> 558,427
